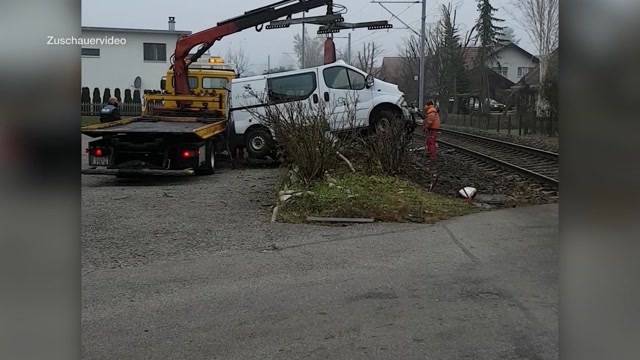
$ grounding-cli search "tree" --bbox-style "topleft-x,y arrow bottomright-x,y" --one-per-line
293,30 -> 324,68
474,0 -> 505,113
398,35 -> 423,104
356,42 -> 383,76
226,47 -> 250,77
422,4 -> 474,120
509,0 -> 558,115
81,87 -> 91,103
102,88 -> 111,104
501,26 -> 520,44
92,88 -> 101,104
124,89 -> 132,104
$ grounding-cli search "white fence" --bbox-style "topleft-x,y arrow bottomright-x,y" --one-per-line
81,102 -> 142,116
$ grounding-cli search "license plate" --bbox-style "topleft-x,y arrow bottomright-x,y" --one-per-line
90,156 -> 110,166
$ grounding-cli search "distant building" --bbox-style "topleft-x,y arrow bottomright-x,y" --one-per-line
379,42 -> 538,105
464,42 -> 539,84
81,17 -> 191,97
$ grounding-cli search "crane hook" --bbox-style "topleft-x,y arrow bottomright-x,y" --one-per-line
255,23 -> 264,32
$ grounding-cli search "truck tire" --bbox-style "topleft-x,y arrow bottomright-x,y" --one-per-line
196,141 -> 215,175
245,127 -> 275,159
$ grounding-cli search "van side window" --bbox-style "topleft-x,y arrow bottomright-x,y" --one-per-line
347,69 -> 366,90
323,67 -> 350,90
267,72 -> 317,102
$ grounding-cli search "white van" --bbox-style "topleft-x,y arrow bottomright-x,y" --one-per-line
229,60 -> 411,158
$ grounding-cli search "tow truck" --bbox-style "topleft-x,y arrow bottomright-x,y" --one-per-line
81,0 -> 393,176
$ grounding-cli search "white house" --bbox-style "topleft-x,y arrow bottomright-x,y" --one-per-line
81,18 -> 191,97
485,42 -> 539,84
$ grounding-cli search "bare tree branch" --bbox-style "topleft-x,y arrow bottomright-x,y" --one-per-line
226,48 -> 249,78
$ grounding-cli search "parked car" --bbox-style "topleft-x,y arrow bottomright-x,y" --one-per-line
230,60 -> 411,158
489,99 -> 507,112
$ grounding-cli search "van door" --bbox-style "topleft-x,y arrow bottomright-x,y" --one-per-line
319,65 -> 373,130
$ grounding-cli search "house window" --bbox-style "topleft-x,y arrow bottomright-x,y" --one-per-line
267,72 -> 317,102
143,43 -> 167,61
518,67 -> 533,77
81,48 -> 100,57
492,66 -> 508,77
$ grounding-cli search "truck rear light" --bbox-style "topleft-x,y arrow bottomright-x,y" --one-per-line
181,150 -> 197,159
91,147 -> 105,157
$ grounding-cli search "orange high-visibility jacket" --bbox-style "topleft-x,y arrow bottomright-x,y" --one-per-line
423,105 -> 441,130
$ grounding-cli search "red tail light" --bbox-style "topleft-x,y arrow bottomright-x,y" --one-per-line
91,147 -> 105,157
181,150 -> 197,159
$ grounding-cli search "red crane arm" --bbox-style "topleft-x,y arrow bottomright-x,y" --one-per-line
172,0 -> 332,96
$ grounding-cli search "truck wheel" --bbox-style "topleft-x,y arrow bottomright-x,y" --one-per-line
196,141 -> 215,175
245,127 -> 275,159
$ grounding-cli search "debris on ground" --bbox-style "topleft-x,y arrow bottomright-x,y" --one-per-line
458,187 -> 477,199
306,216 -> 375,223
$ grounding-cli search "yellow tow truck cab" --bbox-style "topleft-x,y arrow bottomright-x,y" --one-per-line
144,56 -> 237,118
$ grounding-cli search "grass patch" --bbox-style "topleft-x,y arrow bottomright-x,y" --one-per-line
82,116 -> 100,127
279,174 -> 476,223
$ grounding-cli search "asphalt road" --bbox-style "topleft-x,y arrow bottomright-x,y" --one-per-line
81,135 -> 558,359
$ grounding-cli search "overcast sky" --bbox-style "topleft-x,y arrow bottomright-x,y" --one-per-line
82,0 -> 533,74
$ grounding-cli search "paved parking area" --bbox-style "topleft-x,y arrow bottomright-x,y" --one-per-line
81,136 -> 558,359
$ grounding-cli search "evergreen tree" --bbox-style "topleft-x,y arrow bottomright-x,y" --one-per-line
92,88 -> 101,104
475,0 -> 504,113
102,88 -> 111,104
427,4 -> 468,120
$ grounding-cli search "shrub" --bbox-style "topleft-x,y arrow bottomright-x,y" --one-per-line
102,88 -> 111,104
92,88 -> 101,104
132,90 -> 141,104
81,87 -> 91,103
124,89 -> 132,103
360,112 -> 413,175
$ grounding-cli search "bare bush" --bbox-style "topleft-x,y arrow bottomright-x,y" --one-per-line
359,114 -> 413,175
243,90 -> 412,182
244,93 -> 361,186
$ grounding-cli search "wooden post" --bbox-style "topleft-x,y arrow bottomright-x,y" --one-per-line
497,114 -> 501,133
518,113 -> 522,136
508,115 -> 511,135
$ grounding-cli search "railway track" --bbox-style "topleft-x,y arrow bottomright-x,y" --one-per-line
417,128 -> 559,186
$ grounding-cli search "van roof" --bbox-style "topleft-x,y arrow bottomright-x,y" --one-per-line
232,60 -> 353,83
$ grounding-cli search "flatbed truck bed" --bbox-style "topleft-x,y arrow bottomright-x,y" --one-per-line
82,116 -> 228,176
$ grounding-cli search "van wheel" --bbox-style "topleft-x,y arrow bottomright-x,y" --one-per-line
196,141 -> 215,175
245,127 -> 275,159
370,108 -> 401,132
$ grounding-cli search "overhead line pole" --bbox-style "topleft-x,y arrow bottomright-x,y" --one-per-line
301,12 -> 306,68
419,0 -> 426,109
370,1 -> 423,107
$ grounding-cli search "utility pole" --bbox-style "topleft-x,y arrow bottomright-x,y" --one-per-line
347,32 -> 352,65
301,12 -> 306,68
419,0 -> 426,109
267,54 -> 271,74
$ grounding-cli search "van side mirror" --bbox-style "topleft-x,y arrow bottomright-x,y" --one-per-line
365,74 -> 375,88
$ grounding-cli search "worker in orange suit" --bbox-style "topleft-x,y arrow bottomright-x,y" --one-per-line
423,100 -> 441,160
